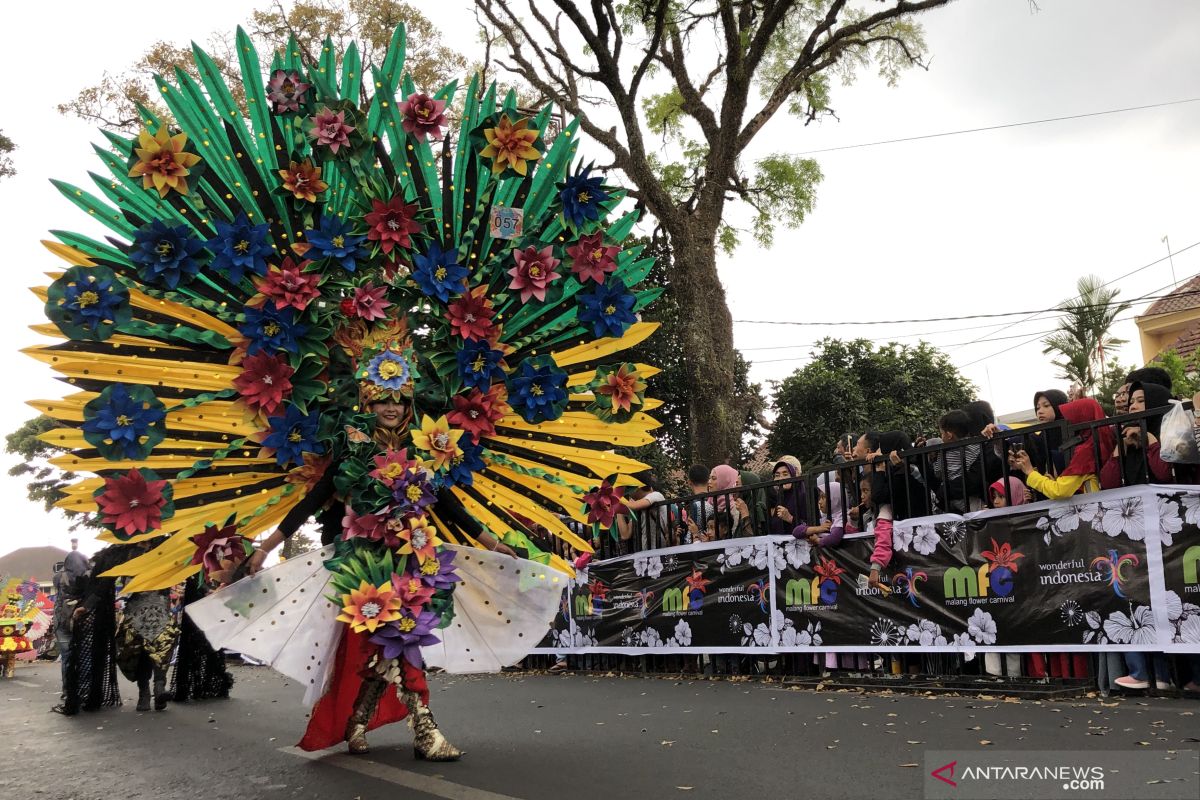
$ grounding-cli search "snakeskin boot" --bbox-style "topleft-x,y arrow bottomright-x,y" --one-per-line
345,677 -> 387,754
402,690 -> 462,761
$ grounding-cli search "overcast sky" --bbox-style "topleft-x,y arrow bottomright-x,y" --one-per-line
1,0 -> 1198,558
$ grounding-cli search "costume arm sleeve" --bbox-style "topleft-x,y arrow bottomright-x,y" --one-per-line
277,468 -> 336,539
1025,470 -> 1090,500
435,487 -> 486,540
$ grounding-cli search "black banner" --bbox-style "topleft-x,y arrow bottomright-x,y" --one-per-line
533,485 -> 1200,653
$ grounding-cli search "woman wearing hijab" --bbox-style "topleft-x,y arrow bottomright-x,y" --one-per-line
1099,381 -> 1173,489
988,476 -> 1029,507
1018,389 -> 1071,490
768,456 -> 808,535
1009,398 -> 1114,500
708,465 -> 751,540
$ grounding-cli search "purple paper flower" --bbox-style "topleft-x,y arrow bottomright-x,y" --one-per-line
391,470 -> 437,516
416,548 -> 460,591
369,609 -> 442,666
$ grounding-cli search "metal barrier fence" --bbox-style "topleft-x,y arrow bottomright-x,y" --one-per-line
523,402 -> 1198,693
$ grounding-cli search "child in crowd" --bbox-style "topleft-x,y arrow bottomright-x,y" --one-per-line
988,476 -> 1029,507
926,409 -> 982,513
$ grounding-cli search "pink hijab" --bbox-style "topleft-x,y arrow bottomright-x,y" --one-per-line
990,476 -> 1028,506
711,465 -> 740,511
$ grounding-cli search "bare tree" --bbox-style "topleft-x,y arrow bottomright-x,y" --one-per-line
475,0 -> 953,464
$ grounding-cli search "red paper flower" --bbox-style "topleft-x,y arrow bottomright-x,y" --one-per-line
566,232 -> 619,284
347,281 -> 393,321
255,256 -> 321,311
391,572 -> 436,613
365,196 -> 422,254
446,285 -> 497,341
582,481 -> 625,528
399,92 -> 448,141
448,386 -> 509,443
97,469 -> 168,536
189,521 -> 250,585
370,447 -> 419,487
233,352 -> 295,415
507,245 -> 562,303
341,508 -> 389,543
287,452 -> 332,491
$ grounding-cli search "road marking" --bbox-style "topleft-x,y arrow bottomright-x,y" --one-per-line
279,746 -> 526,800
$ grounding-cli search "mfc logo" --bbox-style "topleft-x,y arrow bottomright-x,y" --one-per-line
1185,545 -> 1200,584
662,568 -> 711,612
944,538 -> 1023,600
785,577 -> 837,606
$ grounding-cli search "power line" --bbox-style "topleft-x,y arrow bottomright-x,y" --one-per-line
792,97 -> 1200,156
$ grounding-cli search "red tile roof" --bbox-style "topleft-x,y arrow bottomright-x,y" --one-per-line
1143,274 -> 1200,317
1169,320 -> 1200,359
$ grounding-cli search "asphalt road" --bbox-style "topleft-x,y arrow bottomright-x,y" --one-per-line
2,660 -> 1198,800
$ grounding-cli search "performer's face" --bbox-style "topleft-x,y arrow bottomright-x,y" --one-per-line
371,399 -> 410,429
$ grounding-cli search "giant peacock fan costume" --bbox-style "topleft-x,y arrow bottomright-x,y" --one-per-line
29,25 -> 661,588
27,24 -> 662,752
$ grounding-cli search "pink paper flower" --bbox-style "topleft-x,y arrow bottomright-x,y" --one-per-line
370,447 -> 419,487
307,107 -> 354,153
347,282 -> 392,321
446,285 -> 497,341
507,245 -> 562,303
399,92 -> 448,141
341,508 -> 389,543
255,256 -> 321,311
267,70 -> 310,114
566,232 -> 619,284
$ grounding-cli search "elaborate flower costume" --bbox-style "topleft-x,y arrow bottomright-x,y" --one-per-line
1,585 -> 42,678
26,25 -> 660,753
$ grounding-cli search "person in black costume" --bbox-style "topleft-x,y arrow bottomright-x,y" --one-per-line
169,573 -> 234,703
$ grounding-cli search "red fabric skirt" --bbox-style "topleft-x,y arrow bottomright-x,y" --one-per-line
297,630 -> 429,751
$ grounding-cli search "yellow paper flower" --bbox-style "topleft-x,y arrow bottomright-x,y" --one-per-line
410,414 -> 464,472
128,125 -> 202,198
336,580 -> 402,633
480,114 -> 541,176
394,514 -> 442,564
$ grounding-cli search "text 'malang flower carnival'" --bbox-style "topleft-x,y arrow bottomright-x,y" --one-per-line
446,286 -> 497,341
129,220 -> 206,289
232,351 -> 294,415
558,162 -> 610,230
261,404 -> 324,467
267,69 -> 311,114
508,245 -> 562,303
240,304 -> 309,355
303,216 -> 368,272
208,212 -> 274,284
365,196 -> 422,254
128,125 -> 202,197
255,257 -> 321,312
566,232 -> 619,284
307,106 -> 355,153
412,240 -> 468,303
96,468 -> 169,537
578,277 -> 638,338
278,159 -> 327,203
399,92 -> 449,141
480,114 -> 541,176
456,339 -> 507,391
507,356 -> 569,424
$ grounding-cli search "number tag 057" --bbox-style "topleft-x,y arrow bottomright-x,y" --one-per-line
490,206 -> 524,240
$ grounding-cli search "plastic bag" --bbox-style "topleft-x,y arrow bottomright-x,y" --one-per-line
1157,400 -> 1200,463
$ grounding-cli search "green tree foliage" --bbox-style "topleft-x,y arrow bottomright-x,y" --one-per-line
58,0 -> 467,133
1042,274 -> 1132,394
475,0 -> 954,464
5,415 -> 98,531
1145,348 -> 1200,399
768,338 -> 975,468
0,130 -> 14,180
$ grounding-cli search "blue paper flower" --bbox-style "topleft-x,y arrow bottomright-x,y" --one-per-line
445,439 -> 485,488
367,350 -> 411,391
412,241 -> 468,303
60,270 -> 126,334
577,277 -> 638,339
81,384 -> 167,460
507,356 -> 569,424
261,404 -> 324,467
558,162 -> 610,230
129,220 -> 206,289
304,215 -> 367,272
456,340 -> 507,391
239,305 -> 308,355
207,212 -> 273,283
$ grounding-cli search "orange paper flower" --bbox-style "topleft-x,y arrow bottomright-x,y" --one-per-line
278,159 -> 327,202
128,125 -> 201,197
480,114 -> 541,176
594,363 -> 647,413
394,514 -> 441,564
336,580 -> 402,633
